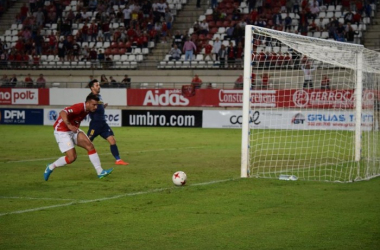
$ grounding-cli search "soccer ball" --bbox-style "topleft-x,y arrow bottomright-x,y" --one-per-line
172,171 -> 187,186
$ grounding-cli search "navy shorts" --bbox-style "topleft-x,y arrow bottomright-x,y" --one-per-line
87,122 -> 114,141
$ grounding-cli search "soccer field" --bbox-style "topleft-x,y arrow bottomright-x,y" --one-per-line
0,125 -> 379,249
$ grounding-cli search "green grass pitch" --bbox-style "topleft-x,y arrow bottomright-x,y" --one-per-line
0,125 -> 379,249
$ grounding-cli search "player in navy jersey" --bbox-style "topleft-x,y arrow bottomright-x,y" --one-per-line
44,94 -> 113,181
87,79 -> 129,165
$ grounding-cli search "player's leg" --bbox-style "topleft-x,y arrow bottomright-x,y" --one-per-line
44,131 -> 78,181
76,130 -> 113,178
100,125 -> 129,165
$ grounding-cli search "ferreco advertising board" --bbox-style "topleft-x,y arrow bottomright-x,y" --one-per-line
0,108 -> 43,125
202,110 -> 374,131
44,109 -> 122,127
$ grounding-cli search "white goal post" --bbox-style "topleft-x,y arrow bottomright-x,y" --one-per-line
241,25 -> 380,182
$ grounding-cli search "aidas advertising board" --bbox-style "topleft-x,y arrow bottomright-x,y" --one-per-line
44,109 -> 121,127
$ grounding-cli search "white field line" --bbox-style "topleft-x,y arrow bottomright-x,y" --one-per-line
0,179 -> 233,217
1,147 -> 204,164
0,196 -> 77,201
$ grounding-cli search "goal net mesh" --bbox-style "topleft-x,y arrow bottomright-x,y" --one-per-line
244,25 -> 380,182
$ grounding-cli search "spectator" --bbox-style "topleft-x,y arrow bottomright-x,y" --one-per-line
320,75 -> 330,90
203,41 -> 213,61
97,49 -> 105,67
89,20 -> 98,42
104,54 -> 113,69
9,74 -> 18,87
173,30 -> 184,48
100,74 -> 109,87
284,13 -> 292,32
344,10 -> 354,24
199,20 -> 209,35
1,74 -> 9,87
212,37 -> 222,61
301,62 -> 316,89
251,73 -> 256,89
33,8 -> 45,27
169,44 -> 182,61
234,75 -> 243,89
109,76 -> 118,88
182,37 -> 196,61
165,8 -> 173,38
191,74 -> 203,89
36,73 -> 46,88
227,42 -> 236,69
218,44 -> 227,68
19,3 -> 29,23
235,42 -> 243,69
24,73 -> 34,88
122,5 -> 131,28
0,50 -> 7,68
345,23 -> 357,43
260,73 -> 270,89
121,75 -> 131,88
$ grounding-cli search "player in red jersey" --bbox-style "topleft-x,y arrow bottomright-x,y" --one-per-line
44,94 -> 113,181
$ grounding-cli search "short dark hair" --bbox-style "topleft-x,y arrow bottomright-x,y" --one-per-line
86,93 -> 99,102
88,79 -> 99,89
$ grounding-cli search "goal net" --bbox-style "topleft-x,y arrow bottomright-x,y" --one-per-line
241,25 -> 380,182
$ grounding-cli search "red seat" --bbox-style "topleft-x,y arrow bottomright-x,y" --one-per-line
118,42 -> 126,48
223,20 -> 231,27
111,48 -> 119,55
198,34 -> 206,41
210,27 -> 218,34
216,21 -> 223,27
206,33 -> 214,40
105,48 -> 112,55
118,48 -> 126,55
206,15 -> 213,22
208,21 -> 216,28
110,42 -> 118,48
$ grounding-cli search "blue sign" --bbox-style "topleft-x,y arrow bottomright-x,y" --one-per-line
0,108 -> 44,125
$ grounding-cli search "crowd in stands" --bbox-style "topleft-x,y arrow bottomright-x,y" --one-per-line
0,0 -> 176,68
0,0 -> 377,70
161,0 -> 376,69
0,72 -> 46,87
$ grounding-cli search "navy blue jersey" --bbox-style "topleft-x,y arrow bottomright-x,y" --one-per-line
89,93 -> 106,122
87,93 -> 114,141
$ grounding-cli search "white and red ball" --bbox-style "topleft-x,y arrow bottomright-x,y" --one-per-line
172,171 -> 187,186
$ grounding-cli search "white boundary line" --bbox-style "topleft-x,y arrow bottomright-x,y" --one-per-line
0,179 -> 234,217
1,147 -> 205,164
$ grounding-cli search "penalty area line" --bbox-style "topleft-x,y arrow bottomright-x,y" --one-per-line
2,146 -> 205,164
0,178 -> 234,217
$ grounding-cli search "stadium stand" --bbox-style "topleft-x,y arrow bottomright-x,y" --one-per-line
158,0 -> 377,69
0,0 -> 378,71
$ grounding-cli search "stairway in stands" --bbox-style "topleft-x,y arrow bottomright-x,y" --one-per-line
364,5 -> 380,50
0,0 -> 28,35
141,0 -> 208,70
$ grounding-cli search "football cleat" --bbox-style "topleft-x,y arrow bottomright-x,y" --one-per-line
115,159 -> 129,165
98,168 -> 114,179
44,164 -> 53,181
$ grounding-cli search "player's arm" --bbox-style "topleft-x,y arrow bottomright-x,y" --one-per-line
104,103 -> 108,108
60,110 -> 78,132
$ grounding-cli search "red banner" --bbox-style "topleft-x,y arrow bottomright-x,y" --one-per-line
0,88 -> 49,105
127,89 -> 375,109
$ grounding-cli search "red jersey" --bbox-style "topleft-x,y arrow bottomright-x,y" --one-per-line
204,44 -> 212,54
261,74 -> 269,86
54,103 -> 89,132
